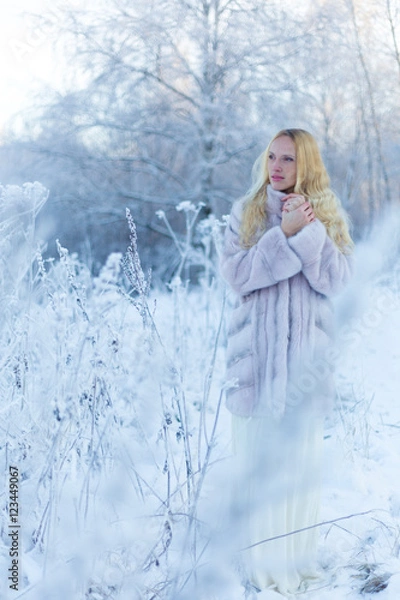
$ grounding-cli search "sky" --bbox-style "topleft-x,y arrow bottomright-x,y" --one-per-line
0,1 -> 61,133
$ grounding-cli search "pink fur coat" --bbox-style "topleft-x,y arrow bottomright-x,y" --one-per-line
220,185 -> 352,420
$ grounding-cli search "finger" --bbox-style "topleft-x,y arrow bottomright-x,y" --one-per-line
293,194 -> 305,202
283,194 -> 298,202
282,200 -> 296,212
281,193 -> 302,203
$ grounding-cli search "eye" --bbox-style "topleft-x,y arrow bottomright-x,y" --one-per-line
268,153 -> 275,160
285,157 -> 295,162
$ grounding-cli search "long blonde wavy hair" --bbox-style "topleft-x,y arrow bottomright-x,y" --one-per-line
239,129 -> 353,253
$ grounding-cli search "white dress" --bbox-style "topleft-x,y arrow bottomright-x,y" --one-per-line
231,404 -> 323,596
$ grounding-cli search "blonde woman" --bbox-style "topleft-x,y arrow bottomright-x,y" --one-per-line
220,129 -> 353,596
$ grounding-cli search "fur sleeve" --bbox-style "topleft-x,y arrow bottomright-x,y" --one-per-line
287,219 -> 353,296
220,201 -> 302,296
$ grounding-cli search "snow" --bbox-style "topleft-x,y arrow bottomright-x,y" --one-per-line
1,185 -> 400,599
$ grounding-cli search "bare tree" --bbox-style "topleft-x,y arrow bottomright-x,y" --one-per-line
6,0 -> 313,269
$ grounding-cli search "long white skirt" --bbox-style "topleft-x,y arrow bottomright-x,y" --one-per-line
231,407 -> 323,596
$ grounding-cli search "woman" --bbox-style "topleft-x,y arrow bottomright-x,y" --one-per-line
220,129 -> 353,596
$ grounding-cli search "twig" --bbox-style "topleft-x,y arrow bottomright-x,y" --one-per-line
171,388 -> 225,597
198,288 -> 226,470
241,509 -> 381,551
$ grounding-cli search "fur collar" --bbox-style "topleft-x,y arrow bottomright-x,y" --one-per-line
266,184 -> 286,219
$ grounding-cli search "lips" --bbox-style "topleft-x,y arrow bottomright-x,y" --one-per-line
271,175 -> 284,181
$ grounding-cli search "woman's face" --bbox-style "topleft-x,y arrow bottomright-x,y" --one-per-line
268,136 -> 297,193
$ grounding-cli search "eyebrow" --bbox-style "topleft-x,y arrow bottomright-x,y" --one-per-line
269,152 -> 296,158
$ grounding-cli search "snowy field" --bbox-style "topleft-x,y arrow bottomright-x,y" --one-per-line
1,183 -> 400,599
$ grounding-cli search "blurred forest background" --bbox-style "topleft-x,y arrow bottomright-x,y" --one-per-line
1,0 -> 399,279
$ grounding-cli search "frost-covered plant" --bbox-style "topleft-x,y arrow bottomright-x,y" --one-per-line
0,182 -> 48,407
0,193 -> 230,600
121,208 -> 152,326
0,182 -> 48,287
117,207 -> 230,599
156,201 -> 225,288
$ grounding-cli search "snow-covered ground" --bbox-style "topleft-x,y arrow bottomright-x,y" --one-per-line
1,184 -> 400,599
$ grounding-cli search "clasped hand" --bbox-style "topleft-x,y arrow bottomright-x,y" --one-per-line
280,193 -> 315,237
